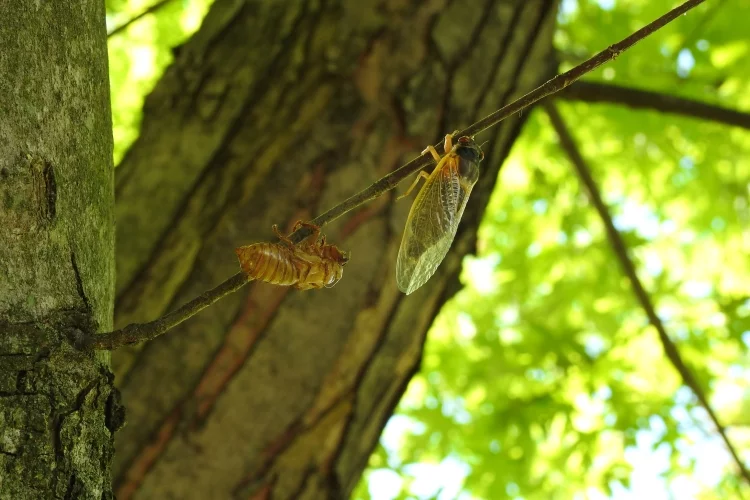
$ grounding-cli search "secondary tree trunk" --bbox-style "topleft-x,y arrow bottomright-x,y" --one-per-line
0,3 -> 117,499
112,0 -> 557,498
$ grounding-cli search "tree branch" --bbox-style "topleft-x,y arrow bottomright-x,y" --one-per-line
543,101 -> 750,486
86,0 -> 707,351
107,0 -> 176,39
85,273 -> 247,350
559,80 -> 750,131
299,0 -> 708,238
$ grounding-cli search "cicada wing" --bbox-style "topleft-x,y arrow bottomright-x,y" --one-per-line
397,232 -> 454,294
397,157 -> 469,294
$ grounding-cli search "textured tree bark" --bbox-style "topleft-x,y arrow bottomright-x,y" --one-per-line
0,2 -> 118,499
111,0 -> 557,498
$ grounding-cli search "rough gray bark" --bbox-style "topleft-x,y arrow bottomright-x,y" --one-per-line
0,2 -> 118,499
111,0 -> 557,498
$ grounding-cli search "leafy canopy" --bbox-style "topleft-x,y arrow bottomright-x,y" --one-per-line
357,1 -> 750,498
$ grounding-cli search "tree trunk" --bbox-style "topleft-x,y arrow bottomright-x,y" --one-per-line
112,0 -> 557,498
0,2 -> 117,499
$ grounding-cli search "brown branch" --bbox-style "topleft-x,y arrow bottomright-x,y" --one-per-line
85,273 -> 248,350
107,0 -> 176,39
559,80 -> 750,131
543,101 -> 750,486
86,0 -> 707,351
298,0 -> 708,240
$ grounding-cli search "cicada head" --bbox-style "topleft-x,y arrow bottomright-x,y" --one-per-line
322,246 -> 349,288
339,250 -> 351,266
454,136 -> 484,163
325,266 -> 343,288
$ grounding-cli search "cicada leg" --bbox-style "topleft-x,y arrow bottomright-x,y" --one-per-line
422,129 -> 459,162
291,220 -> 321,234
291,220 -> 322,245
421,144 -> 442,162
306,232 -> 326,256
444,131 -> 458,152
397,170 -> 431,201
272,224 -> 295,247
398,131 -> 458,202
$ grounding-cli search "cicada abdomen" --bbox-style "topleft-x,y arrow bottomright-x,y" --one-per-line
235,242 -> 299,286
235,221 -> 350,290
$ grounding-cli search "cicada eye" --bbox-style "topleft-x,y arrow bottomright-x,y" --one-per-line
458,136 -> 471,145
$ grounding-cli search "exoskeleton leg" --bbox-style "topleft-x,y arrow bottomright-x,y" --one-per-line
272,224 -> 295,247
291,220 -> 322,246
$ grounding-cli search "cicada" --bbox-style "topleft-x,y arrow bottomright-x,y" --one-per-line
396,134 -> 484,295
235,221 -> 350,290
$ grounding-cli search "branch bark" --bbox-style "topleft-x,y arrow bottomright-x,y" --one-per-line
544,101 -> 750,486
559,80 -> 750,130
86,273 -> 246,350
87,0 -> 709,351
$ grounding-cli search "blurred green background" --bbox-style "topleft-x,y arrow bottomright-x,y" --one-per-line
106,0 -> 750,498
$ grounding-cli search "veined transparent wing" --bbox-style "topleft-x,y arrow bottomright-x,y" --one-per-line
396,156 -> 475,294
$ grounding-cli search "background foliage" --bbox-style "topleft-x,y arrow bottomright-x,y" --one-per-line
106,0 -> 750,498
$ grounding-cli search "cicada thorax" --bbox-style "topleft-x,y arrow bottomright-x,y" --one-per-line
292,239 -> 348,290
455,136 -> 482,186
454,152 -> 480,212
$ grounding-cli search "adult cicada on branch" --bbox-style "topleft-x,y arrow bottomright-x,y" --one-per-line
396,134 -> 484,295
235,221 -> 350,290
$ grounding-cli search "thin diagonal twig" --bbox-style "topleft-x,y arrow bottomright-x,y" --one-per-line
543,101 -> 750,486
107,0 -> 176,39
301,0 -> 708,237
86,0 -> 708,351
85,273 -> 247,350
559,80 -> 750,131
